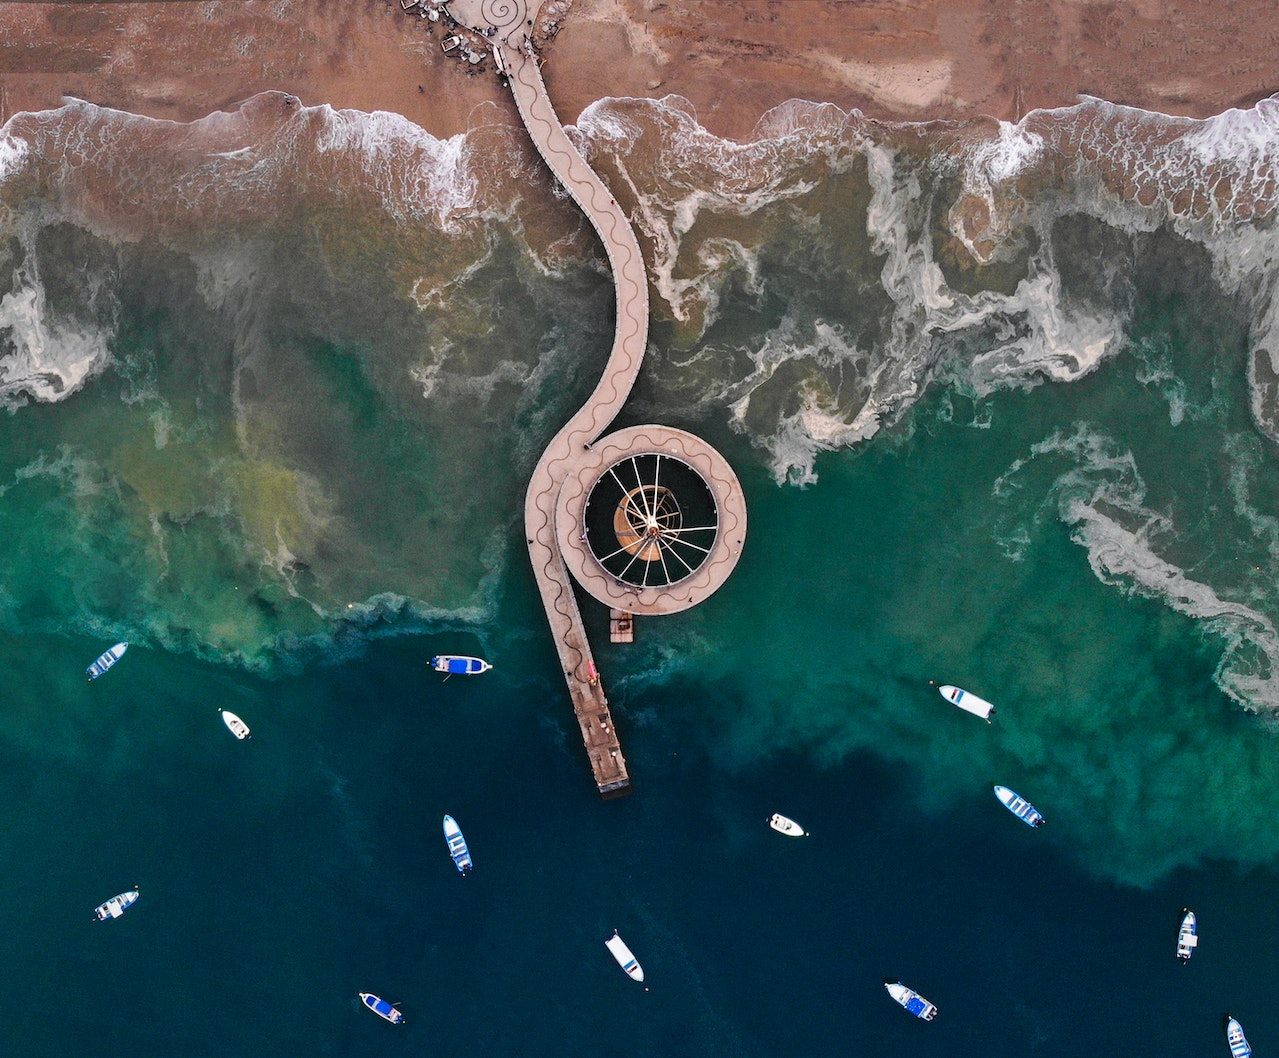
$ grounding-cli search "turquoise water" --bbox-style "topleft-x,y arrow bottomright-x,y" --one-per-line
3,94 -> 1279,1053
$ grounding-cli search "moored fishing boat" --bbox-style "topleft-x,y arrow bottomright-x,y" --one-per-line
768,813 -> 806,836
94,886 -> 140,920
1226,1016 -> 1251,1058
219,708 -> 251,740
443,814 -> 472,873
430,655 -> 491,675
605,930 -> 644,982
86,642 -> 128,680
993,784 -> 1045,827
359,993 -> 404,1024
937,683 -> 995,721
1177,908 -> 1198,962
883,979 -> 937,1021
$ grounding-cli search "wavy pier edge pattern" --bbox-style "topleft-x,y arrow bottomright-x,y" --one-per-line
447,0 -> 747,794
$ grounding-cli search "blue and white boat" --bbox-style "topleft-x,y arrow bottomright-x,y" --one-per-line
937,683 -> 994,722
430,655 -> 491,676
359,993 -> 404,1025
86,642 -> 128,680
442,814 -> 472,873
93,886 -> 139,921
993,784 -> 1045,827
1226,1016 -> 1251,1058
884,980 -> 937,1021
605,930 -> 644,982
1177,908 -> 1198,962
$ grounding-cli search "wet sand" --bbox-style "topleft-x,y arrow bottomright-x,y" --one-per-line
1,0 -> 1275,138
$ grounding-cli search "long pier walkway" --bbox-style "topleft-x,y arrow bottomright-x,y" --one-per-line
447,0 -> 648,796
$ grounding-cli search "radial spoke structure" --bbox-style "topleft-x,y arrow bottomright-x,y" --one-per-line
582,453 -> 720,588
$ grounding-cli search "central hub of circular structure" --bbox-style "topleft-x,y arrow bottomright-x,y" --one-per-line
556,425 -> 747,616
584,453 -> 719,588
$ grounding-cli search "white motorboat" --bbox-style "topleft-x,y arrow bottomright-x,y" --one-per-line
884,979 -> 937,1021
993,784 -> 1045,827
1226,1016 -> 1251,1058
768,813 -> 806,837
94,886 -> 140,921
219,709 -> 251,740
605,930 -> 644,982
937,683 -> 994,721
443,814 -> 472,874
430,655 -> 491,676
1176,908 -> 1198,962
359,993 -> 404,1024
86,642 -> 128,680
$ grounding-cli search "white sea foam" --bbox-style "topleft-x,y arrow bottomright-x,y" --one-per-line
0,259 -> 114,406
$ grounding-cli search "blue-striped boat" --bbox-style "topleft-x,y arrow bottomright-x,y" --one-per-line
430,655 -> 491,676
605,930 -> 644,982
443,814 -> 472,873
86,642 -> 128,680
359,993 -> 403,1025
1226,1016 -> 1251,1058
884,980 -> 937,1020
93,886 -> 139,921
993,784 -> 1045,827
1177,908 -> 1198,962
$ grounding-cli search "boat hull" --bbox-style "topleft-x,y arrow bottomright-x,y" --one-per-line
1227,1017 -> 1251,1058
768,813 -> 806,836
605,931 -> 644,982
938,684 -> 994,720
442,814 -> 473,873
430,655 -> 491,675
884,980 -> 937,1021
219,709 -> 251,740
1176,909 -> 1197,961
87,642 -> 129,680
993,784 -> 1045,827
94,887 -> 139,920
359,993 -> 404,1024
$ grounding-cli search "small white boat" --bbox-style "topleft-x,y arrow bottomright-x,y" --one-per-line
768,813 -> 806,837
359,993 -> 404,1025
993,784 -> 1045,827
219,709 -> 251,740
94,886 -> 140,921
605,930 -> 644,982
937,683 -> 994,722
443,814 -> 472,874
884,979 -> 937,1021
1227,1016 -> 1252,1058
430,655 -> 491,676
1176,908 -> 1198,962
86,642 -> 128,681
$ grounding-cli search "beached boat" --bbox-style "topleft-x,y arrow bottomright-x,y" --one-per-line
430,655 -> 491,675
993,784 -> 1045,827
768,813 -> 806,837
1176,908 -> 1198,962
94,886 -> 140,921
442,814 -> 472,873
937,683 -> 995,721
219,708 -> 251,740
605,930 -> 644,982
884,980 -> 937,1021
1226,1016 -> 1252,1058
359,993 -> 404,1025
86,642 -> 128,680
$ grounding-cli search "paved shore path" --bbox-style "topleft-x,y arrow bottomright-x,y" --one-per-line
445,0 -> 745,796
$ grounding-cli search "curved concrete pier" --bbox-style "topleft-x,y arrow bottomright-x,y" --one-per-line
446,0 -> 745,796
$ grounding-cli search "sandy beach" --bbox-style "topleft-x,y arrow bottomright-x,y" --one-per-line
1,0 -> 1275,139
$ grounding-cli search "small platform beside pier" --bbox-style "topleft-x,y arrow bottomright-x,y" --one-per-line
609,609 -> 634,643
